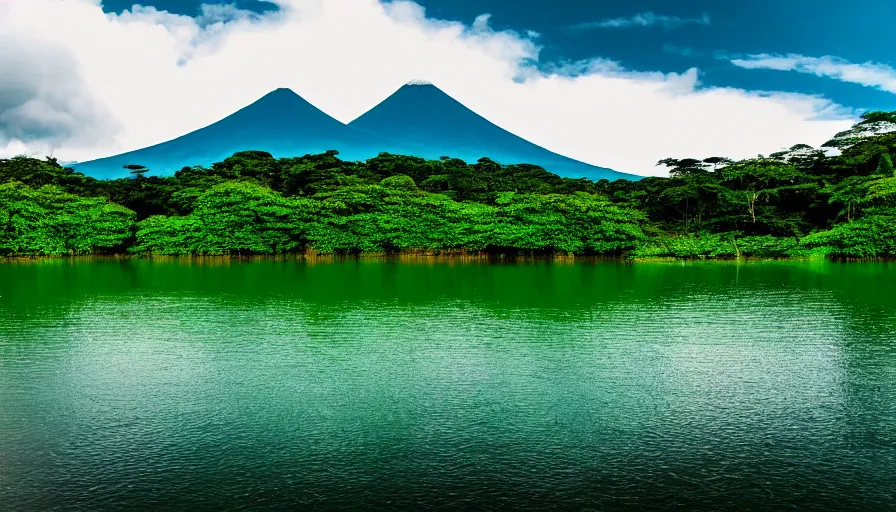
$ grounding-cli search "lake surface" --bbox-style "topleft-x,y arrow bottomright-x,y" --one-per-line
1,258 -> 895,511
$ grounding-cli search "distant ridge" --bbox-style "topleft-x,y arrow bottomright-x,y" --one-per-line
72,83 -> 639,181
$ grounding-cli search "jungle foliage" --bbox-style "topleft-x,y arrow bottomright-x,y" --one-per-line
2,111 -> 895,259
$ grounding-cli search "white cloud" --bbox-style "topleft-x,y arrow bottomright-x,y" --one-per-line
569,12 -> 711,32
195,3 -> 262,26
0,21 -> 120,155
731,54 -> 896,95
0,0 -> 857,176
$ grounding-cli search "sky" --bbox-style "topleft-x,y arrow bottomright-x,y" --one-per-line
1,0 -> 894,176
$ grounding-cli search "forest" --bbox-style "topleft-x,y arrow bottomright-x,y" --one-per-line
1,110 -> 895,260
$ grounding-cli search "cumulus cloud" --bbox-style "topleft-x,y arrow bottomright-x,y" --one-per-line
195,3 -> 264,26
731,53 -> 896,95
0,27 -> 120,159
0,0 -> 857,175
569,12 -> 711,32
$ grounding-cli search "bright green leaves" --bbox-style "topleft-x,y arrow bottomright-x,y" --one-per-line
305,183 -> 646,255
488,192 -> 647,254
0,182 -> 135,256
6,114 -> 896,261
876,153 -> 894,175
128,180 -> 647,256
800,211 -> 896,258
132,182 -> 314,255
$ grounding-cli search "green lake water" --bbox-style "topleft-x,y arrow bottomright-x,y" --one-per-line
1,258 -> 895,510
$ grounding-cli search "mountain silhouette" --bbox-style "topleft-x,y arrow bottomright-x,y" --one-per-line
71,88 -> 385,179
72,84 -> 639,181
349,81 -> 638,181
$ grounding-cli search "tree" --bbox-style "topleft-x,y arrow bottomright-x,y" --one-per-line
863,176 -> 896,208
656,158 -> 710,176
876,153 -> 894,175
0,182 -> 135,255
654,175 -> 723,233
801,212 -> 896,258
380,175 -> 418,191
132,182 -> 314,255
719,159 -> 801,229
8,112 -> 896,260
0,156 -> 97,193
821,176 -> 873,223
769,144 -> 826,170
702,157 -> 734,172
124,164 -> 149,179
858,111 -> 896,124
822,112 -> 896,150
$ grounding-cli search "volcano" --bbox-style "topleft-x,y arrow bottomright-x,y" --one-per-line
71,88 -> 385,179
349,81 -> 639,181
72,83 -> 639,181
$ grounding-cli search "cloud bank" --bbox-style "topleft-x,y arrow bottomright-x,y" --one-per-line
569,12 -> 711,32
0,26 -> 120,159
0,0 -> 857,176
731,53 -> 896,95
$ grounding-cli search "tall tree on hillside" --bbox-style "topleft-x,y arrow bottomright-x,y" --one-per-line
124,164 -> 149,179
719,159 -> 801,227
702,157 -> 734,172
656,158 -> 710,177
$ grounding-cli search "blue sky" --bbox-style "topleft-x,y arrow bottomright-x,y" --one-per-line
99,0 -> 896,113
2,0 -> 894,174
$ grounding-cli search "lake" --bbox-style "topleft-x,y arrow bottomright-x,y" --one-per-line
1,258 -> 895,510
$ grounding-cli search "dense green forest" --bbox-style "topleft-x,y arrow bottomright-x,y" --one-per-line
1,111 -> 895,259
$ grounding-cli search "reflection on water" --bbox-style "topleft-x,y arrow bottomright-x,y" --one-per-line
1,258 -> 895,511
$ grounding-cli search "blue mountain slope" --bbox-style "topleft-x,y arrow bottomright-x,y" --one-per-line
349,82 -> 639,181
71,89 -> 386,179
73,84 -> 641,181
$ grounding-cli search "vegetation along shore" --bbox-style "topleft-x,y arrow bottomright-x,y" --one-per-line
1,111 -> 895,260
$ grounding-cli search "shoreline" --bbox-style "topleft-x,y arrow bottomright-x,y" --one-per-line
1,252 -> 892,264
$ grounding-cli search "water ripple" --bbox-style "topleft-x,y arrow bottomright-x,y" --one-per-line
1,260 -> 895,510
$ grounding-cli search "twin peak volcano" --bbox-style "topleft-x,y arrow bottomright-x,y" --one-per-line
72,82 -> 638,181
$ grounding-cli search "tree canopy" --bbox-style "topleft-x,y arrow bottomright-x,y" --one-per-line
2,110 -> 896,259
